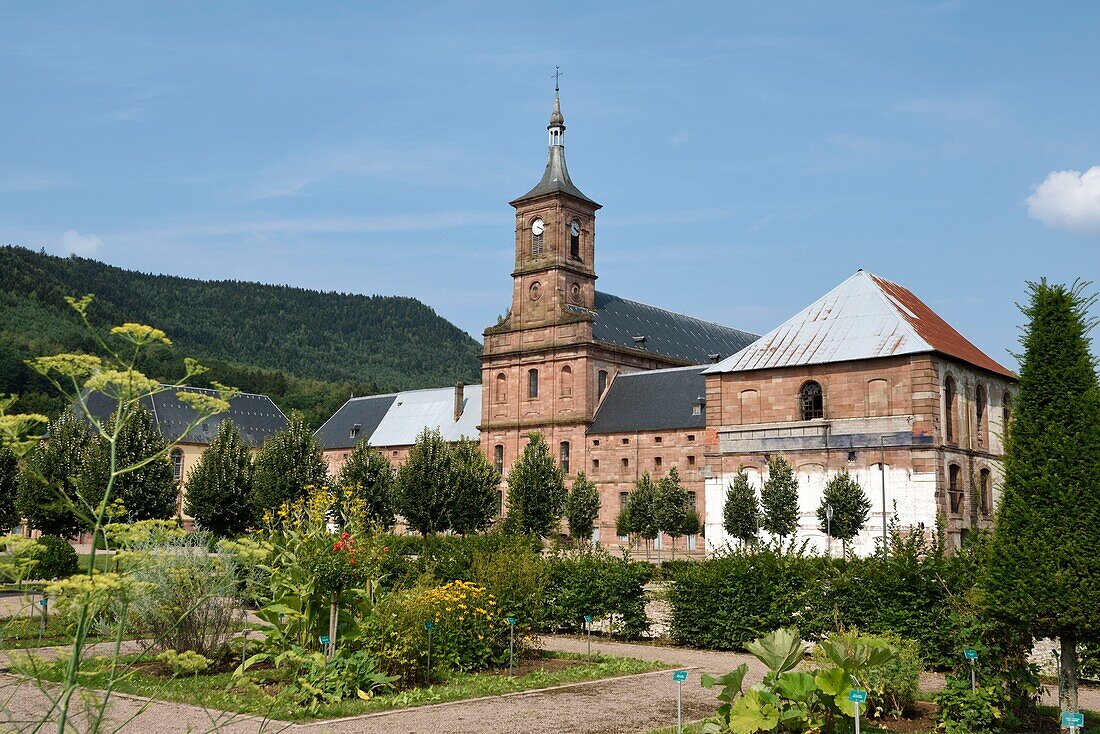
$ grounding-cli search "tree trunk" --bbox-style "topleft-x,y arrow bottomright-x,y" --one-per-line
1061,633 -> 1079,721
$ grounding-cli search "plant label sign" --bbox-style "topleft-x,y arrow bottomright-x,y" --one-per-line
583,615 -> 593,623
506,617 -> 516,626
424,621 -> 434,631
672,670 -> 688,682
848,689 -> 867,704
38,598 -> 47,607
1062,712 -> 1085,727
319,635 -> 330,646
964,648 -> 978,660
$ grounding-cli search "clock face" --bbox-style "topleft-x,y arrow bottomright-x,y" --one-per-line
570,221 -> 580,237
531,218 -> 545,236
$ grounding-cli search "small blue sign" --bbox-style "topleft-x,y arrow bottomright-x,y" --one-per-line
424,621 -> 435,631
278,613 -> 286,622
848,689 -> 868,704
506,617 -> 516,626
319,635 -> 330,646
672,670 -> 688,682
964,648 -> 979,660
38,598 -> 47,607
1062,711 -> 1085,727
583,614 -> 593,624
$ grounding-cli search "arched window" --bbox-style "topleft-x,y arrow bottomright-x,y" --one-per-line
948,464 -> 962,513
976,384 -> 987,448
867,378 -> 889,417
979,468 -> 991,515
494,444 -> 504,474
559,441 -> 570,473
560,365 -> 573,396
528,369 -> 539,399
597,369 -> 608,398
740,389 -> 760,423
170,448 -> 184,483
569,220 -> 581,260
495,372 -> 508,404
944,376 -> 957,443
530,218 -> 544,257
799,381 -> 824,421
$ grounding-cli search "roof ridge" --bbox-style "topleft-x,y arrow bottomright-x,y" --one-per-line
160,383 -> 276,400
617,364 -> 708,377
854,270 -> 932,351
596,290 -> 758,339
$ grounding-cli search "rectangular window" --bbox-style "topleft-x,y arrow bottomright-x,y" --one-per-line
687,490 -> 696,507
692,404 -> 702,416
687,455 -> 696,466
592,439 -> 600,446
494,444 -> 504,474
592,458 -> 599,471
528,369 -> 539,399
654,457 -> 662,468
654,436 -> 662,444
621,437 -> 630,445
497,490 -> 504,516
687,434 -> 695,442
597,370 -> 608,397
948,464 -> 963,513
687,534 -> 697,551
621,457 -> 629,471
559,441 -> 570,474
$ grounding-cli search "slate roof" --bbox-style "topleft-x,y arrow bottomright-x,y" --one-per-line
587,366 -> 708,435
705,270 -> 1014,378
313,393 -> 398,450
81,386 -> 287,448
315,385 -> 482,450
510,143 -> 598,207
576,291 -> 758,365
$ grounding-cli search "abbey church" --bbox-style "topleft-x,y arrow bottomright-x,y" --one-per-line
317,90 -> 1016,555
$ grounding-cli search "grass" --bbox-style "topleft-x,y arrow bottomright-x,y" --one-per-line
0,613 -> 128,651
23,649 -> 667,722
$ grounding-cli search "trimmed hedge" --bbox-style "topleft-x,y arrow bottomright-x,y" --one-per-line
544,548 -> 652,639
34,535 -> 79,580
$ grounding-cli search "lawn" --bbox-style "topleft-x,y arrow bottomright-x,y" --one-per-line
0,613 -> 124,651
22,649 -> 667,722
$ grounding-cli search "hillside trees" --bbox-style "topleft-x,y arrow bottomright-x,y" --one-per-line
564,471 -> 600,543
251,413 -> 329,519
723,472 -> 760,548
504,433 -> 567,538
336,440 -> 396,530
184,420 -> 254,537
17,412 -> 94,537
761,455 -> 800,543
985,280 -> 1100,714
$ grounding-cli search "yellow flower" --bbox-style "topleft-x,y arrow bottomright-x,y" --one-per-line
111,323 -> 172,346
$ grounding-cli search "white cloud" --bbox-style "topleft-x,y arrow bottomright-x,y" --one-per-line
1027,167 -> 1100,234
57,229 -> 103,255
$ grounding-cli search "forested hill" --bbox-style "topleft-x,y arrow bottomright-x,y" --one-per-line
0,246 -> 482,426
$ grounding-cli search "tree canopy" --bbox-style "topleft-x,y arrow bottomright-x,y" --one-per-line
504,433 -> 566,538
0,445 -> 19,531
395,428 -> 453,536
184,419 -> 254,538
564,470 -> 601,543
17,412 -> 93,537
816,470 -> 870,554
761,455 -> 800,542
336,440 -> 396,531
447,438 -> 501,536
723,472 -> 760,547
251,412 -> 329,518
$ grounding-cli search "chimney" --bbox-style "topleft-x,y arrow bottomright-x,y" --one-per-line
453,380 -> 465,422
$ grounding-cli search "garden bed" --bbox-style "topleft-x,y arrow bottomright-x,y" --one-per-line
23,649 -> 667,721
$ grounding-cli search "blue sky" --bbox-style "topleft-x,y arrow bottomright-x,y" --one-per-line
3,2 -> 1099,367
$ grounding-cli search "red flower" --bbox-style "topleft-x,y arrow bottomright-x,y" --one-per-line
383,546 -> 390,553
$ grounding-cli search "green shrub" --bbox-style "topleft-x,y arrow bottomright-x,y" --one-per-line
812,630 -> 920,719
544,547 -> 651,639
471,536 -> 548,635
934,676 -> 1015,734
33,535 -> 78,580
156,649 -> 213,676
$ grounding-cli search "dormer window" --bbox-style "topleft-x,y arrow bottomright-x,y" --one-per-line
350,423 -> 361,440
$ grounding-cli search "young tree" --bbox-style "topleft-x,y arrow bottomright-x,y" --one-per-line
0,445 -> 19,531
251,412 -> 328,518
656,468 -> 690,558
564,470 -> 601,543
17,411 -> 93,537
79,407 -> 177,522
761,455 -> 800,543
626,472 -> 660,559
395,427 -> 452,536
504,432 -> 566,537
183,419 -> 253,538
985,281 -> 1100,715
336,440 -> 396,530
723,471 -> 760,548
816,470 -> 870,556
447,438 -> 500,535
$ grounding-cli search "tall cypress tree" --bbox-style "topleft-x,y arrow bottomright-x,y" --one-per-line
17,411 -> 93,537
336,439 -> 396,531
395,427 -> 452,536
184,419 -> 253,538
723,471 -> 760,548
985,281 -> 1100,714
251,412 -> 329,518
761,455 -> 800,543
504,432 -> 566,538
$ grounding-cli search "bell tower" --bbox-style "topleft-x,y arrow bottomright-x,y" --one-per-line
505,84 -> 601,329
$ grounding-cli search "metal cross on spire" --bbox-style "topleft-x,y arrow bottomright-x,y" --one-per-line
552,66 -> 562,94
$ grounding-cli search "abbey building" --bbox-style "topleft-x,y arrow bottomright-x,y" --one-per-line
318,90 -> 1015,555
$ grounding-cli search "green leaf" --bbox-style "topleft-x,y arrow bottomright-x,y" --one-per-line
814,666 -> 848,696
744,627 -> 805,673
775,671 -> 816,702
727,689 -> 780,734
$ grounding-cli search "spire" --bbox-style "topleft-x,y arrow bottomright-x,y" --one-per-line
510,71 -> 599,208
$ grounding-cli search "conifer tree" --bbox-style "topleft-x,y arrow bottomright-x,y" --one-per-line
761,455 -> 800,543
816,470 -> 870,555
447,438 -> 500,535
564,470 -> 601,543
251,412 -> 328,518
656,467 -> 691,557
985,281 -> 1100,714
723,471 -> 760,548
79,407 -> 176,522
395,427 -> 453,536
0,445 -> 19,531
184,419 -> 253,538
504,433 -> 566,537
17,411 -> 93,537
336,440 -> 396,530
